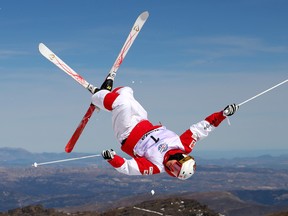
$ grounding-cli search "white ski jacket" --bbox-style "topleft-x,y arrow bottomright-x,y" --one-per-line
91,86 -> 226,176
108,111 -> 226,176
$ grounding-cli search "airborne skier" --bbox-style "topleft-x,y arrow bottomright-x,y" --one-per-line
92,78 -> 238,180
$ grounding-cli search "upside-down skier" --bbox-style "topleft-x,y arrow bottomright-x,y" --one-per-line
91,76 -> 238,180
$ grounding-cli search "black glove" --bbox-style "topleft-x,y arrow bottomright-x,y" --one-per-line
102,149 -> 116,160
223,104 -> 239,116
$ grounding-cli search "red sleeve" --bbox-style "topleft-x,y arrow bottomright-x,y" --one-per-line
108,155 -> 160,175
108,155 -> 125,168
180,130 -> 195,153
179,111 -> 226,153
205,111 -> 226,127
134,157 -> 160,175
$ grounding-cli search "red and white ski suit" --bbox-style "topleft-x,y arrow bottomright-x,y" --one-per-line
91,87 -> 226,176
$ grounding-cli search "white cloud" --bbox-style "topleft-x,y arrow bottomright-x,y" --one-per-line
0,50 -> 29,59
186,36 -> 288,56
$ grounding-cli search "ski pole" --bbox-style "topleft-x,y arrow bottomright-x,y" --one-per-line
32,154 -> 101,167
238,79 -> 288,107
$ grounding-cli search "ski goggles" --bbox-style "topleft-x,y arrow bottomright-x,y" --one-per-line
168,155 -> 196,177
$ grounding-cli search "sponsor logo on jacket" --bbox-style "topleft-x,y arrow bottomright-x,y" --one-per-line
158,143 -> 168,153
143,166 -> 154,175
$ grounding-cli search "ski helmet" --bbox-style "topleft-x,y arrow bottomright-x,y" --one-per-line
164,151 -> 196,180
177,155 -> 196,180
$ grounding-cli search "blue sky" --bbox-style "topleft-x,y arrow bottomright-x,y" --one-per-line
1,0 -> 287,157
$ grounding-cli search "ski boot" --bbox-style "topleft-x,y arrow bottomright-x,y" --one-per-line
92,72 -> 116,94
100,72 -> 116,91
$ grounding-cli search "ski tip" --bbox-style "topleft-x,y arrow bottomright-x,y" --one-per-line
38,43 -> 43,52
140,11 -> 149,20
38,43 -> 49,54
65,142 -> 74,153
65,147 -> 73,153
38,42 -> 45,50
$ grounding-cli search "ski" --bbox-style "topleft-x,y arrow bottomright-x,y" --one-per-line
65,103 -> 96,153
39,11 -> 149,153
55,11 -> 149,153
39,43 -> 96,94
106,11 -> 149,80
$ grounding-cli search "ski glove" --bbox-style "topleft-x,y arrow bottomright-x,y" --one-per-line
223,104 -> 239,116
102,149 -> 116,160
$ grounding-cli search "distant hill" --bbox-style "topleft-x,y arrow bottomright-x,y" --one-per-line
0,198 -> 220,216
267,212 -> 288,216
100,197 -> 220,216
0,147 -> 33,162
0,205 -> 67,216
1,196 -> 288,216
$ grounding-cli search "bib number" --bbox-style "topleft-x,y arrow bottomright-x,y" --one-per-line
150,135 -> 159,143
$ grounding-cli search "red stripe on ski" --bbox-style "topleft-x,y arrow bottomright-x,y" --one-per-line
65,104 -> 96,153
52,55 -> 87,86
112,31 -> 137,71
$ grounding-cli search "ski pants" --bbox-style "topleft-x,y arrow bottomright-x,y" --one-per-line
91,87 -> 148,143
